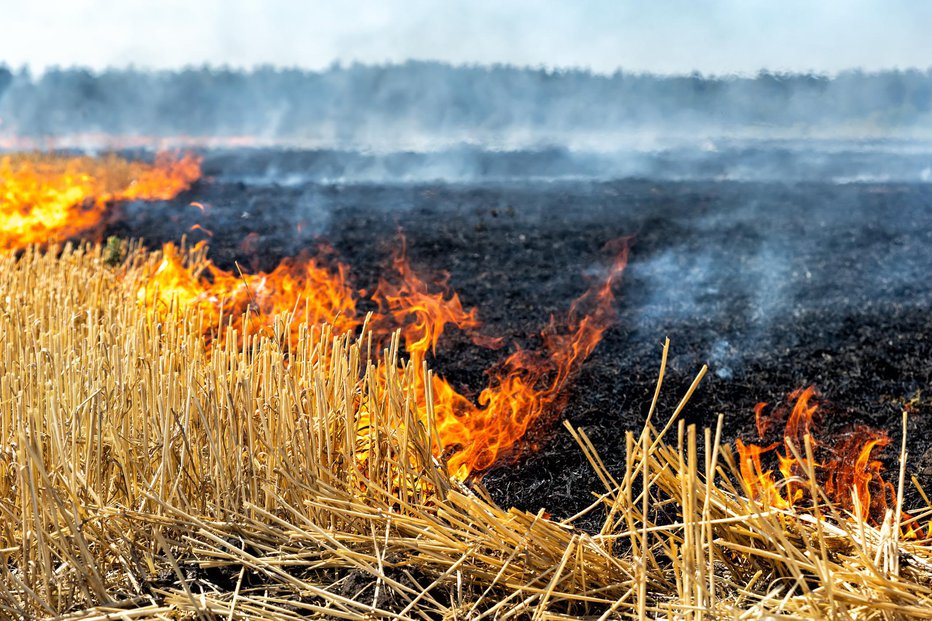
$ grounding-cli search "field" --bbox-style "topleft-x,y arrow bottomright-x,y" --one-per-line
0,147 -> 930,618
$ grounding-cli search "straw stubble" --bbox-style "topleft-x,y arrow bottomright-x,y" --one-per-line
0,243 -> 930,619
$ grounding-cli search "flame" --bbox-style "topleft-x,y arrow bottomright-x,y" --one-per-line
137,241 -> 213,317
6,147 -> 922,519
442,243 -> 629,478
5,149 -> 629,480
0,152 -> 200,250
737,386 -> 916,532
374,237 -> 504,356
735,439 -> 788,510
377,239 -> 630,479
824,427 -> 893,521
138,242 -> 359,344
139,236 -> 628,480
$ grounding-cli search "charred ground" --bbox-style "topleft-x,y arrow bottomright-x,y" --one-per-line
107,149 -> 932,524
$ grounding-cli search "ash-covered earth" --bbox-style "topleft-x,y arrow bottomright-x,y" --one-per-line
107,145 -> 932,521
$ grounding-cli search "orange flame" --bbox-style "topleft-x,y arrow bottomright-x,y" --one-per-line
0,152 -> 200,250
140,236 -> 628,480
374,237 -> 504,356
377,239 -> 630,479
5,149 -> 630,480
138,242 -> 359,344
737,387 -> 916,532
442,242 -> 629,478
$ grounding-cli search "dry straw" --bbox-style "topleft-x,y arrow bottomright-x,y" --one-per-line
0,242 -> 929,619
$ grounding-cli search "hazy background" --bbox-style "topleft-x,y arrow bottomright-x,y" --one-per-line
2,0 -> 931,75
2,1 -> 931,182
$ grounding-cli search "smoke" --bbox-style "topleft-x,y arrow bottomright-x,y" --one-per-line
1,64 -> 932,148
184,141 -> 932,185
621,182 -> 931,380
2,64 -> 931,184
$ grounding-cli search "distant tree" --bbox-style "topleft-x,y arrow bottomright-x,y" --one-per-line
1,63 -> 930,140
0,65 -> 12,99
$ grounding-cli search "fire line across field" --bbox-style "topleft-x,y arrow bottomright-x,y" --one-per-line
102,148 -> 932,524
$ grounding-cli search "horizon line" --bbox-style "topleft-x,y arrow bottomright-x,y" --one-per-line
4,59 -> 932,80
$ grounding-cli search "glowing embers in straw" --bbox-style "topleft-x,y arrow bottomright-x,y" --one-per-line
0,152 -> 200,250
737,386 -> 913,529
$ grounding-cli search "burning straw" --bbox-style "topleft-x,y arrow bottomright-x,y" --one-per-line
0,242 -> 930,619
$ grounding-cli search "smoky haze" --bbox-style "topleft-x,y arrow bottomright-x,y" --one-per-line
2,64 -> 932,144
2,63 -> 932,183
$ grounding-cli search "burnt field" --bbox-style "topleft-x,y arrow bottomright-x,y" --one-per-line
107,148 -> 932,523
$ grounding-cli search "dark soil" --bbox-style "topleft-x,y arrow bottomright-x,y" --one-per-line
106,150 -> 932,524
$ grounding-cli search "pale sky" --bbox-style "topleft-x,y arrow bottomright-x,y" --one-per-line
2,0 -> 931,75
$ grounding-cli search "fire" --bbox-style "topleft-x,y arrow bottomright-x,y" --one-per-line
0,152 -> 200,250
374,237 -> 504,356
11,147 -> 923,533
737,386 -> 907,527
138,236 -> 628,480
138,241 -> 213,318
736,439 -> 788,510
138,241 -> 359,344
4,148 -> 630,480
377,239 -> 630,479
440,244 -> 629,478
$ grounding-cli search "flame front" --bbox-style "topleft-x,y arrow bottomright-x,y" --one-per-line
377,239 -> 630,479
139,241 -> 360,343
139,236 -> 629,480
4,149 -> 628,482
437,246 -> 629,479
1,152 -> 200,250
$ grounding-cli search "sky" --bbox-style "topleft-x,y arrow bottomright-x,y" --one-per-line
2,0 -> 931,75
